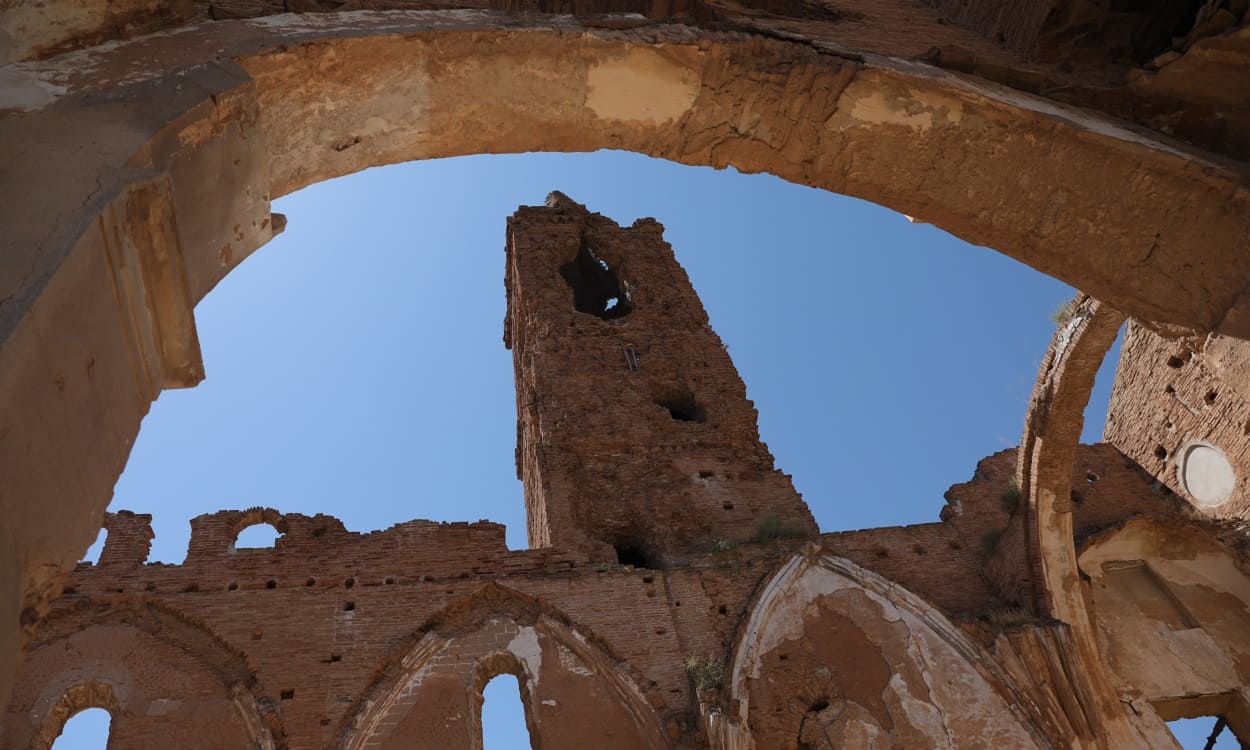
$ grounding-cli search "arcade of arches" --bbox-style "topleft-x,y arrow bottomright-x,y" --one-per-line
2,0 -> 1250,747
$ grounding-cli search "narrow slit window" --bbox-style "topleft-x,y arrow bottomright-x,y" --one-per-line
482,673 -> 534,749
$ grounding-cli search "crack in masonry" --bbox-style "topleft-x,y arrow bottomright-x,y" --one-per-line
898,619 -> 959,748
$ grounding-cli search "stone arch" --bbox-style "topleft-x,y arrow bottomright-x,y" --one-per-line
228,508 -> 288,553
4,600 -> 282,749
342,583 -> 671,750
1078,517 -> 1250,743
31,679 -> 122,750
986,296 -> 1150,746
722,549 -> 1054,749
3,9 -> 1248,700
468,651 -> 541,750
184,507 -> 291,563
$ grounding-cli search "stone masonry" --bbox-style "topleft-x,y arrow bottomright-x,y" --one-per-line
505,192 -> 816,565
6,196 -> 1250,749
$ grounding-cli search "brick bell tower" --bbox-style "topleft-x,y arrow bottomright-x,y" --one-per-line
504,192 -> 816,567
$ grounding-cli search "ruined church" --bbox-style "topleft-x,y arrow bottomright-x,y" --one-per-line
1,0 -> 1249,747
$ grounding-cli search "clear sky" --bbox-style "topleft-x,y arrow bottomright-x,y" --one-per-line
54,150 -> 1226,749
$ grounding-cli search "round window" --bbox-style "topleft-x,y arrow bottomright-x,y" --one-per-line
1179,442 -> 1237,508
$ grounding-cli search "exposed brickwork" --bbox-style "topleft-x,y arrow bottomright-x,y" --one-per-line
4,440 -> 1189,747
1106,321 -> 1250,519
7,195 -> 1250,749
504,193 -> 816,565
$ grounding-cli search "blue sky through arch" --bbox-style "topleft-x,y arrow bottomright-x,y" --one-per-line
50,708 -> 110,750
77,149 -> 1163,747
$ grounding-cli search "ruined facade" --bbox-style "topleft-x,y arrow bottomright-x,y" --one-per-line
5,194 -> 1250,748
2,0 -> 1250,746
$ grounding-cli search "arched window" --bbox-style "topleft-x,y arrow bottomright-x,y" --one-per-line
51,707 -> 111,749
481,673 -> 533,750
36,681 -> 120,750
231,522 -> 281,551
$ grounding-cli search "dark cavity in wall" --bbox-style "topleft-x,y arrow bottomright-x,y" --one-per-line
614,537 -> 658,569
1038,0 -> 1207,65
658,390 -> 706,422
560,240 -> 632,320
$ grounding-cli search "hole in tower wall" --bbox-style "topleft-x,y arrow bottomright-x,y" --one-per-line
657,391 -> 706,423
559,241 -> 632,320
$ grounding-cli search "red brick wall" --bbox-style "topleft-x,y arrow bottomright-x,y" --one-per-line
505,193 -> 815,565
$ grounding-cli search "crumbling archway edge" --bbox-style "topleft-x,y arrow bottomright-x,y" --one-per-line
4,12 -> 1249,336
1,10 -> 1249,704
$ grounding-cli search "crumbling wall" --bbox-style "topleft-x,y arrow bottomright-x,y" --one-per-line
724,554 -> 1050,750
1079,519 -> 1250,741
505,193 -> 816,564
3,601 -> 276,749
1106,322 -> 1250,519
5,436 -> 1200,749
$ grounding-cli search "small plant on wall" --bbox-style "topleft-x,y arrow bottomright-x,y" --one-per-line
684,654 -> 726,694
999,477 -> 1022,514
753,515 -> 806,543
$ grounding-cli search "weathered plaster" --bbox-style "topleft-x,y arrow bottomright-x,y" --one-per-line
728,552 -> 1051,749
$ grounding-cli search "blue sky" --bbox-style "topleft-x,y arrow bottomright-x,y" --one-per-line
56,150 -> 1226,748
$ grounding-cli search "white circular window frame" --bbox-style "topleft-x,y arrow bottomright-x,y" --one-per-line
1175,440 -> 1238,509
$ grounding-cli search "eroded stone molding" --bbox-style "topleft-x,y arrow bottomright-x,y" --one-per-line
342,583 -> 672,749
29,679 -> 122,750
6,599 -> 282,749
722,550 -> 1054,749
1000,296 -> 1170,747
1017,296 -> 1126,619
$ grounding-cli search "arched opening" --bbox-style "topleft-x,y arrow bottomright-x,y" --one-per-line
231,522 -> 281,552
50,707 -> 111,750
3,20 -> 1247,714
481,673 -> 534,750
